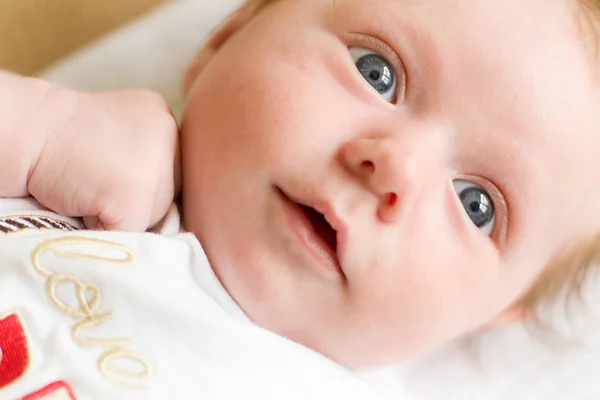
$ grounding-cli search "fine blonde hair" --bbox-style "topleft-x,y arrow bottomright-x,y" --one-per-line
520,0 -> 600,321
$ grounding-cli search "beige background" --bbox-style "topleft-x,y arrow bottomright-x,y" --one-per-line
0,0 -> 169,75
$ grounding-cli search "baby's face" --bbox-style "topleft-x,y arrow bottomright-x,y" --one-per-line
181,0 -> 600,367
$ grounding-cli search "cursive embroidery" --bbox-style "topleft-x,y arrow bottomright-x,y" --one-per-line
30,236 -> 151,389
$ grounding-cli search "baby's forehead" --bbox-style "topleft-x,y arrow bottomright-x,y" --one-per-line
500,106 -> 600,264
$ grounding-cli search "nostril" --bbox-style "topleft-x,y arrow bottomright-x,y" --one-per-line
386,192 -> 398,207
361,160 -> 375,173
378,192 -> 401,224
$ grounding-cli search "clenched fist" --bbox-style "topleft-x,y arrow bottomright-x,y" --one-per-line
27,88 -> 179,231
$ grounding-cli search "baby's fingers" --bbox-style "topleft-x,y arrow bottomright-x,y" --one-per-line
85,195 -> 155,232
83,212 -> 149,232
82,216 -> 104,230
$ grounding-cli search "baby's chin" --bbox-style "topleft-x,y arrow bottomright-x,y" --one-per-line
300,336 -> 421,370
242,304 -> 430,369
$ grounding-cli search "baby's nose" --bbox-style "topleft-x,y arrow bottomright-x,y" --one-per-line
340,133 -> 443,224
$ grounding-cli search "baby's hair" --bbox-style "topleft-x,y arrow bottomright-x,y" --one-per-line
576,0 -> 600,70
198,0 -> 600,326
519,0 -> 600,321
519,233 -> 600,322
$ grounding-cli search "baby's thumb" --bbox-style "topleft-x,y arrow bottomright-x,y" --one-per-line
83,207 -> 151,232
83,216 -> 105,231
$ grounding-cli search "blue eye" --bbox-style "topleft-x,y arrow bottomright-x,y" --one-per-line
349,47 -> 397,102
453,180 -> 495,235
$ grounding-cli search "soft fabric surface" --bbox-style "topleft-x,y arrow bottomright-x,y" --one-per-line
39,1 -> 600,398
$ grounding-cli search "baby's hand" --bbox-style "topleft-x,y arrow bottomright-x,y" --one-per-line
28,89 -> 179,231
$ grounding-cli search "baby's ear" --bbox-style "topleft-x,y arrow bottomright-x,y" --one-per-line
184,0 -> 266,94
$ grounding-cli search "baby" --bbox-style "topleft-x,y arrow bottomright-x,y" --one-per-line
2,0 -> 600,398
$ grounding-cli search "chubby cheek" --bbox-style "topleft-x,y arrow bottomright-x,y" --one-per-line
185,36 -> 358,177
351,226 -> 502,354
181,35 -> 353,284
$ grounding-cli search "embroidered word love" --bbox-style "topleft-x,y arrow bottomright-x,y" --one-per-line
30,236 -> 151,389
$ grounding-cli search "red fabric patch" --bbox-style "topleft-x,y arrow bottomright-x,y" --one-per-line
22,380 -> 77,400
0,313 -> 30,388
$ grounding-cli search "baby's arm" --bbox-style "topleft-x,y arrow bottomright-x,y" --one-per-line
0,70 -> 62,197
0,70 -> 179,231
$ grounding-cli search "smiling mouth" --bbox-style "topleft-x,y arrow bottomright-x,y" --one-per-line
297,204 -> 338,254
277,187 -> 343,274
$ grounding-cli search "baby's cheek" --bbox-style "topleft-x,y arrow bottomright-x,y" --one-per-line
369,245 -> 497,334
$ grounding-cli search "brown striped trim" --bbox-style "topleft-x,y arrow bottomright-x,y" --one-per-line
0,215 -> 79,234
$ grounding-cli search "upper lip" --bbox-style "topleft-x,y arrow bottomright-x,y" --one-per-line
280,188 -> 348,277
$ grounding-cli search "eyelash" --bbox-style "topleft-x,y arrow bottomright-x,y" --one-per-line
343,33 -> 408,103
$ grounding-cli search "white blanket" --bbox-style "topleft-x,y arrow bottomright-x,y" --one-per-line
40,1 -> 600,398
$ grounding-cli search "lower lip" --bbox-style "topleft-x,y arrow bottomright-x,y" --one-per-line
278,190 -> 343,277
